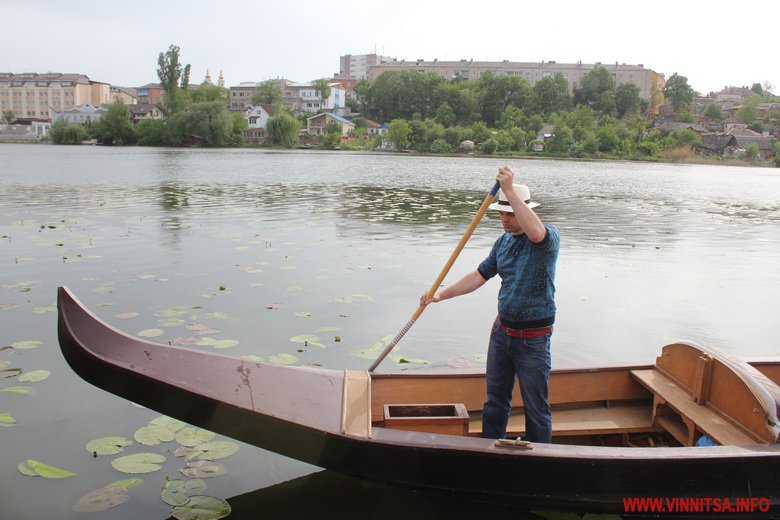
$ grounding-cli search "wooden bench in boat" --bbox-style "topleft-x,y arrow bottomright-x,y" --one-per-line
371,365 -> 655,439
630,342 -> 780,446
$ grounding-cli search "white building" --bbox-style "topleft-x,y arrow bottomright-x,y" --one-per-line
245,104 -> 276,130
282,82 -> 347,114
50,104 -> 108,125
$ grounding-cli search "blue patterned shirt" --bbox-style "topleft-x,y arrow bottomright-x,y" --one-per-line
477,225 -> 559,327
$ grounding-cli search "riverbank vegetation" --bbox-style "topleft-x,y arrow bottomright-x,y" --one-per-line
46,44 -> 780,167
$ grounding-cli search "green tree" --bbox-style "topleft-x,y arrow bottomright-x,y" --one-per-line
615,83 -> 641,118
430,139 -> 451,153
475,72 -> 535,126
191,85 -> 228,104
544,123 -> 574,154
165,101 -> 236,147
574,66 -> 614,108
663,73 -> 695,113
434,101 -> 456,127
181,64 -> 191,90
3,110 -> 14,124
773,142 -> 780,167
156,45 -> 189,115
534,73 -> 571,115
481,138 -> 498,154
736,95 -> 761,125
252,80 -> 282,106
136,119 -> 167,146
95,101 -> 136,145
744,143 -> 759,160
386,118 -> 411,150
50,120 -> 90,144
596,124 -> 620,153
703,103 -> 724,121
266,112 -> 300,148
496,105 -> 527,130
312,79 -> 331,106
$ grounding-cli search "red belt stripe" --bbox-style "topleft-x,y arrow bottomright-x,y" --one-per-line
500,324 -> 553,339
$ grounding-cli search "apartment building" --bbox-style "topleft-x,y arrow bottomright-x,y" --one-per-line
0,72 -> 111,121
281,82 -> 347,114
229,80 -> 292,112
368,59 -> 665,100
339,53 -> 395,80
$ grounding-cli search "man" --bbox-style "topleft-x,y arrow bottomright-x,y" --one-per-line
420,166 -> 559,442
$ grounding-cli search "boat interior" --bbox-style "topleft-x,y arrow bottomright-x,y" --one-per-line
361,342 -> 780,447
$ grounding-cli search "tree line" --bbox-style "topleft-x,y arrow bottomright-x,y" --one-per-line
48,44 -> 779,165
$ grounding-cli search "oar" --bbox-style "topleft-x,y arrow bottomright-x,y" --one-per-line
368,180 -> 501,372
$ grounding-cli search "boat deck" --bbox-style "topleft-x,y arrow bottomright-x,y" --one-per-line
467,401 -> 654,438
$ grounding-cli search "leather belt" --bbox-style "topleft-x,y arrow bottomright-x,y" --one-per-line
500,324 -> 553,339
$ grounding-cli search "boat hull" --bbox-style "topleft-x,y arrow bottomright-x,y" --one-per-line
57,286 -> 780,514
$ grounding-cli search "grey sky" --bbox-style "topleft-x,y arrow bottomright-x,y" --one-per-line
4,0 -> 778,95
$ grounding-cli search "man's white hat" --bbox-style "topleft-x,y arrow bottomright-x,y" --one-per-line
488,184 -> 540,212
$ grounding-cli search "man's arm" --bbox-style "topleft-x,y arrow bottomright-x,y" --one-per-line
420,269 -> 487,306
497,166 -> 547,243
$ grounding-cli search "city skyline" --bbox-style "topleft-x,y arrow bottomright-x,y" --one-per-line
4,0 -> 778,95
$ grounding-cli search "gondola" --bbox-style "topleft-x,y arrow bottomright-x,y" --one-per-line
57,286 -> 780,514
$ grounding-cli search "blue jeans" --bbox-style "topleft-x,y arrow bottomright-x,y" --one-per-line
482,318 -> 552,443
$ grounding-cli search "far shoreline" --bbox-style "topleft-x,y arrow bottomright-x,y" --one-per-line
0,140 -> 774,169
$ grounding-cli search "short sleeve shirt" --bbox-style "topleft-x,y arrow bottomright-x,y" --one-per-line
477,225 -> 559,325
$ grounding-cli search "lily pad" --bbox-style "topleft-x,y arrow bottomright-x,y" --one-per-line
180,460 -> 228,478
289,334 -> 325,348
21,459 -> 76,478
72,485 -> 129,512
108,477 -> 144,489
137,329 -> 164,338
17,462 -> 38,477
150,415 -> 186,433
0,386 -> 37,395
172,337 -> 201,346
32,305 -> 56,314
158,319 -> 186,327
156,308 -> 188,318
134,424 -> 175,446
186,441 -> 239,461
171,495 -> 231,520
3,367 -> 23,378
162,478 -> 207,506
334,294 -> 375,304
198,338 -> 239,349
18,370 -> 51,383
175,427 -> 216,447
0,413 -> 18,426
267,353 -> 298,365
187,323 -> 219,335
10,340 -> 42,350
111,453 -> 166,474
240,355 -> 264,363
115,312 -> 139,319
86,436 -> 134,456
294,311 -> 312,317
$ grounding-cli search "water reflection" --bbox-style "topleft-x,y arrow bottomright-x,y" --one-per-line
207,471 -> 550,520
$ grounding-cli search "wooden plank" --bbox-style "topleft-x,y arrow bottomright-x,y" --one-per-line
468,402 -> 654,437
341,370 -> 371,438
631,369 -> 760,445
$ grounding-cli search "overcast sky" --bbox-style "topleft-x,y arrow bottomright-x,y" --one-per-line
5,0 -> 778,95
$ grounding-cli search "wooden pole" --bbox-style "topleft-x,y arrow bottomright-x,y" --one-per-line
368,181 -> 500,372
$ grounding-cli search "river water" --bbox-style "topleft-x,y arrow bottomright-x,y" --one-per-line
1,144 -> 778,519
